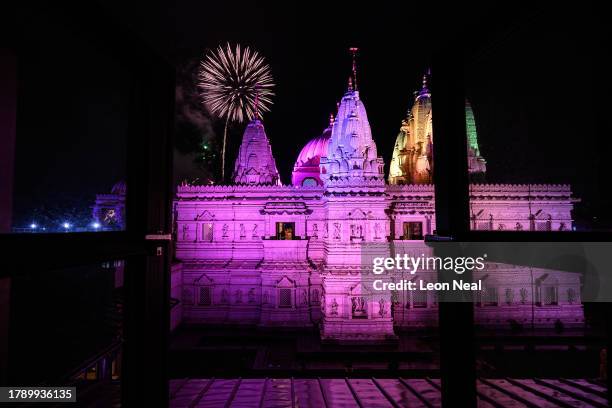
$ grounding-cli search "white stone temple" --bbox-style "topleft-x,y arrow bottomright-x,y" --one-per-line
170,70 -> 583,342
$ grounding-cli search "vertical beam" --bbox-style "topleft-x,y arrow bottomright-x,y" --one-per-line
122,46 -> 174,407
0,49 -> 17,233
431,47 -> 476,407
0,277 -> 10,385
430,56 -> 470,238
0,49 -> 16,386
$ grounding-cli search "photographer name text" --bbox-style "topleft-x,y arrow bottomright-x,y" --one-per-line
373,279 -> 482,291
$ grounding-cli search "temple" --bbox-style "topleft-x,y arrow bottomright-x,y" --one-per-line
388,72 -> 487,185
232,118 -> 281,186
92,180 -> 126,230
167,65 -> 582,342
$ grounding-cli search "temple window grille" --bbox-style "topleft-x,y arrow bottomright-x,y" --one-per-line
198,286 -> 212,306
412,289 -> 427,308
278,288 -> 292,308
202,223 -> 213,242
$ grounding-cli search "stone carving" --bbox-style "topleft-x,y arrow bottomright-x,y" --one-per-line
239,224 -> 246,239
222,224 -> 229,238
195,210 -> 214,221
331,298 -> 338,316
378,298 -> 386,317
374,223 -> 381,239
248,288 -> 256,303
301,289 -> 308,305
351,297 -> 366,318
263,290 -> 269,304
235,289 -> 243,304
324,223 -> 329,238
312,223 -> 318,238
182,224 -> 189,240
505,288 -> 514,305
515,222 -> 523,231
520,288 -> 528,304
350,223 -> 363,239
312,288 -> 320,304
333,223 -> 341,240
567,288 -> 576,304
252,224 -> 258,238
221,289 -> 229,304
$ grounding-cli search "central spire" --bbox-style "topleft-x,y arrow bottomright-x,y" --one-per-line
349,47 -> 359,91
319,48 -> 385,187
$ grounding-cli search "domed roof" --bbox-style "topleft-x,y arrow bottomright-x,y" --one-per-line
291,122 -> 333,186
295,126 -> 332,167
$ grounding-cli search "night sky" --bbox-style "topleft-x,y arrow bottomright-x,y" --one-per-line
9,1 -> 612,229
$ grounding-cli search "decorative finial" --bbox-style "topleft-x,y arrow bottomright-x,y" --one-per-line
348,76 -> 353,91
349,47 -> 359,91
418,68 -> 431,97
254,84 -> 260,120
329,113 -> 335,126
422,68 -> 431,89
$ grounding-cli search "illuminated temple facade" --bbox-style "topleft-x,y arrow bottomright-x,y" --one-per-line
171,72 -> 583,342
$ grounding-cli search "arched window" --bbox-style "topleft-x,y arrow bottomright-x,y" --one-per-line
302,177 -> 318,187
276,276 -> 295,308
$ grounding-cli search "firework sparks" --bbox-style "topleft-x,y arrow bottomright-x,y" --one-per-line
198,43 -> 274,181
198,43 -> 275,123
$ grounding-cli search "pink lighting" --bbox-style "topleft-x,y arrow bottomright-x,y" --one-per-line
169,62 -> 584,342
291,125 -> 331,186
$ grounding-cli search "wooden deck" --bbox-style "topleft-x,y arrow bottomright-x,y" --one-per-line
170,378 -> 608,407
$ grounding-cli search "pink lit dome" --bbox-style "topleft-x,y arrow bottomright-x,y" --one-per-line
291,122 -> 332,186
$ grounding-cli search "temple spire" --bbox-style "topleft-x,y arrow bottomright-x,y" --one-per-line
349,47 -> 359,91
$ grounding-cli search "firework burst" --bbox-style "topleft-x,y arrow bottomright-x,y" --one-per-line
198,43 -> 275,123
198,43 -> 274,181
